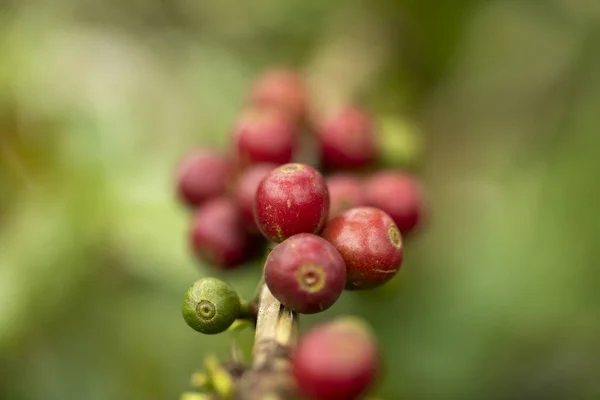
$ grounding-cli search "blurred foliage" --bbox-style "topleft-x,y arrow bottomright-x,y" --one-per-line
1,0 -> 600,399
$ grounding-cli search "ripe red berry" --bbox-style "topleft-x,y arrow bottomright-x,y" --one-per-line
233,108 -> 297,166
249,68 -> 308,123
189,197 -> 256,268
326,174 -> 365,219
265,233 -> 346,314
176,151 -> 231,207
322,207 -> 403,290
292,317 -> 380,400
254,163 -> 329,243
234,162 -> 278,232
317,107 -> 377,169
363,171 -> 423,235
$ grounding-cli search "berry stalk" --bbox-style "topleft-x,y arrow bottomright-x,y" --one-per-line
235,283 -> 301,400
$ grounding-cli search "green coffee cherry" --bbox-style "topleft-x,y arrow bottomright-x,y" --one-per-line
182,277 -> 241,335
376,115 -> 424,170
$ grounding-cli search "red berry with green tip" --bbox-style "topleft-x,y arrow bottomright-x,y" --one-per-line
233,108 -> 296,166
318,106 -> 377,169
363,171 -> 423,235
189,197 -> 256,268
265,233 -> 346,314
234,163 -> 278,232
254,163 -> 329,243
176,151 -> 231,207
322,206 -> 403,290
249,67 -> 308,123
326,174 -> 365,219
292,317 -> 380,400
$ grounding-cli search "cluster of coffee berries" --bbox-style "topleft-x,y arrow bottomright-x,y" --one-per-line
177,67 -> 425,400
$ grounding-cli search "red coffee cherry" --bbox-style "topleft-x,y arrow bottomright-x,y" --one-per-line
265,233 -> 346,314
176,150 -> 231,207
254,163 -> 329,243
363,171 -> 423,235
189,197 -> 256,268
317,106 -> 377,169
322,206 -> 403,290
233,108 -> 297,166
326,174 -> 365,219
292,317 -> 380,400
248,67 -> 308,123
234,163 -> 278,232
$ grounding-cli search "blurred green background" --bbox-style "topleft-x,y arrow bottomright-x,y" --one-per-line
1,0 -> 600,399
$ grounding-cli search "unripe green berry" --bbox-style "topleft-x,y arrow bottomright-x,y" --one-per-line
182,278 -> 241,335
376,116 -> 424,170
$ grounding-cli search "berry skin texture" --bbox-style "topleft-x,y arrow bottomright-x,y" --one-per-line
234,163 -> 278,232
326,174 -> 365,219
292,317 -> 380,400
176,151 -> 231,207
248,68 -> 308,123
322,206 -> 403,290
318,106 -> 377,169
182,277 -> 241,335
190,197 -> 256,268
233,108 -> 297,166
254,163 -> 330,243
265,233 -> 346,314
364,171 -> 423,235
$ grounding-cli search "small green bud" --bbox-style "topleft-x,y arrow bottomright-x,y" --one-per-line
182,278 -> 241,334
204,355 -> 234,399
189,372 -> 210,390
180,392 -> 209,400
